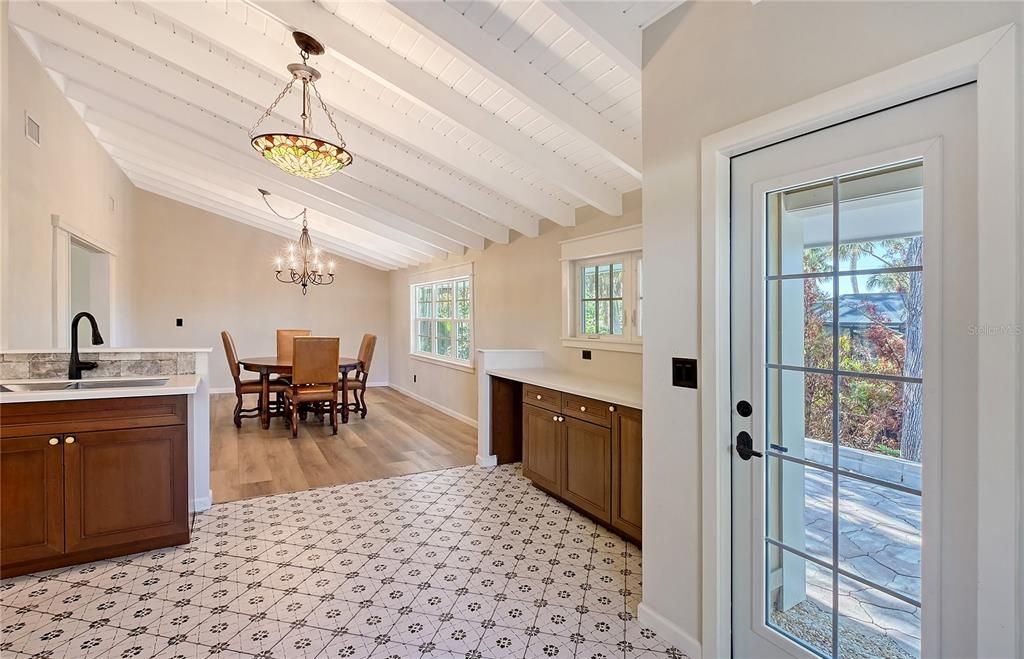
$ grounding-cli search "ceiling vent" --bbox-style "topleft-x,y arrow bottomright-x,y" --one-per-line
25,112 -> 40,146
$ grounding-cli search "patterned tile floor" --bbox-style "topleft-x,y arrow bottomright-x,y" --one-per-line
1,464 -> 685,659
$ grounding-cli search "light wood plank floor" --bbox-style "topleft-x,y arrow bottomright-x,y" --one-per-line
209,386 -> 477,503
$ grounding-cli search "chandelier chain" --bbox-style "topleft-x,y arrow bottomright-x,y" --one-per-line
248,78 -> 296,139
311,81 -> 347,149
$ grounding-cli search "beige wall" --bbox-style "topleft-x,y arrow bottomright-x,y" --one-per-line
640,2 -> 1024,655
0,26 -> 135,347
125,190 -> 392,391
388,189 -> 642,422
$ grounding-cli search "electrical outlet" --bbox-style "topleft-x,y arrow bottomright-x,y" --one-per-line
175,318 -> 183,327
413,374 -> 417,383
581,350 -> 592,360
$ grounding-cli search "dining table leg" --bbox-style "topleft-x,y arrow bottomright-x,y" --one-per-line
260,370 -> 270,429
340,369 -> 350,424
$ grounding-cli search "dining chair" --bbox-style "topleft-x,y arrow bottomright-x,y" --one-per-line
221,330 -> 288,428
284,336 -> 340,438
342,333 -> 377,419
276,328 -> 311,362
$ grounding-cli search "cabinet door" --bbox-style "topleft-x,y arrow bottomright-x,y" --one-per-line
522,404 -> 562,493
611,407 -> 643,541
0,435 -> 64,565
64,426 -> 188,553
562,417 -> 611,523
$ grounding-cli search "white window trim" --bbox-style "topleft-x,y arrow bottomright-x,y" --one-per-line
409,263 -> 475,371
560,225 -> 643,353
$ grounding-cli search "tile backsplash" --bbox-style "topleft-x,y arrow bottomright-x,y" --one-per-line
0,351 -> 196,380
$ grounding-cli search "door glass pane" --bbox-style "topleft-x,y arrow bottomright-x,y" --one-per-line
838,575 -> 920,658
839,377 -> 922,482
766,455 -> 833,563
766,544 -> 834,658
838,477 -> 921,603
759,161 -> 927,659
767,180 -> 835,276
767,277 -> 833,369
838,162 -> 923,270
766,369 -> 834,468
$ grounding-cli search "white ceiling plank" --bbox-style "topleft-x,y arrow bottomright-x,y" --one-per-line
125,174 -> 399,271
541,1 -> 641,81
109,149 -> 419,269
384,0 -> 642,180
30,42 -> 465,258
28,0 -> 485,250
134,0 -> 575,224
256,1 -> 622,214
12,2 -> 545,235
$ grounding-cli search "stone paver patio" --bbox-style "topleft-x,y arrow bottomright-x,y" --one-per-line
771,467 -> 921,658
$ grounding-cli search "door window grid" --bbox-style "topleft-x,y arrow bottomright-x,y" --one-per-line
762,162 -> 924,659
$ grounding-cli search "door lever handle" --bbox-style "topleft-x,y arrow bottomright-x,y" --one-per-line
735,431 -> 762,461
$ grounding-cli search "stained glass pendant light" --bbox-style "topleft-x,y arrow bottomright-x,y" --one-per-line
260,189 -> 335,295
249,32 -> 353,179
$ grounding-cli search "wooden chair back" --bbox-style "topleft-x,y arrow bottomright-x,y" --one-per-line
292,337 -> 340,386
276,328 -> 311,362
221,330 -> 242,386
357,334 -> 377,383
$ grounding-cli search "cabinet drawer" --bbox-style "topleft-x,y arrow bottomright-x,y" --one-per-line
523,384 -> 562,412
562,393 -> 614,427
0,395 -> 187,437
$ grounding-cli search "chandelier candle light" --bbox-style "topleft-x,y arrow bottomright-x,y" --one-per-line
249,32 -> 353,179
260,189 -> 335,295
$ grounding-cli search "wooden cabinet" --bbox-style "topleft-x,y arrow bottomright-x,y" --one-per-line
0,395 -> 189,578
562,416 -> 611,522
522,403 -> 562,493
520,384 -> 641,543
0,435 -> 64,565
611,406 -> 643,540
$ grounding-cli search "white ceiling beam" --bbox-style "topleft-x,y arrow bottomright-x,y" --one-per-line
35,0 -> 573,226
255,0 -> 622,215
384,0 -> 642,181
125,173 -> 399,271
109,150 -> 418,270
12,4 -> 484,250
542,2 -> 641,81
34,47 -> 461,259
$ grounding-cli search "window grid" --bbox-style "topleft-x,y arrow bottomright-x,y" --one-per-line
762,164 -> 925,659
412,276 -> 472,364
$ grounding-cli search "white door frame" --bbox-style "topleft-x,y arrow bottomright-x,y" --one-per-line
698,25 -> 1018,659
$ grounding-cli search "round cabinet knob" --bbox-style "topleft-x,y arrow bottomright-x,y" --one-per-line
48,437 -> 59,446
609,406 -> 616,412
65,436 -> 76,444
559,416 -> 565,422
552,415 -> 558,421
580,406 -> 586,412
536,394 -> 542,400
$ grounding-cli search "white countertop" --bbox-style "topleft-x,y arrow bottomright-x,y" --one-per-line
487,367 -> 642,409
0,374 -> 201,404
0,347 -> 213,354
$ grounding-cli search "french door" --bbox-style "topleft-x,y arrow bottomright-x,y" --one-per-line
731,85 -> 978,658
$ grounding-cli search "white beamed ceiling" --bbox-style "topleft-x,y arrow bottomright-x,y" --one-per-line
9,0 -> 678,270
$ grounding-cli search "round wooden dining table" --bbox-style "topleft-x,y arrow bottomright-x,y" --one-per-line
239,355 -> 361,429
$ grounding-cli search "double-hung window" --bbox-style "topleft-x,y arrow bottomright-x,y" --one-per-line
411,269 -> 473,368
561,225 -> 643,353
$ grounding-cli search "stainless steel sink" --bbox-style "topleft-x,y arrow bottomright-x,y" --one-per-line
0,378 -> 169,392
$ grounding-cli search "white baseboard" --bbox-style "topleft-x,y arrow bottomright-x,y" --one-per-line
638,602 -> 702,659
190,489 -> 213,513
476,454 -> 497,467
367,381 -> 389,388
389,384 -> 478,428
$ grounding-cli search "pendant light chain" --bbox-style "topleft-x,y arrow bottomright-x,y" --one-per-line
311,81 -> 347,150
248,78 -> 296,139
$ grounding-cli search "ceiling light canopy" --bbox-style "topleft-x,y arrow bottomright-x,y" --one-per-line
249,32 -> 353,180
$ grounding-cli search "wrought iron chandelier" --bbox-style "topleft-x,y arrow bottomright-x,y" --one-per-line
249,32 -> 353,179
260,189 -> 335,295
